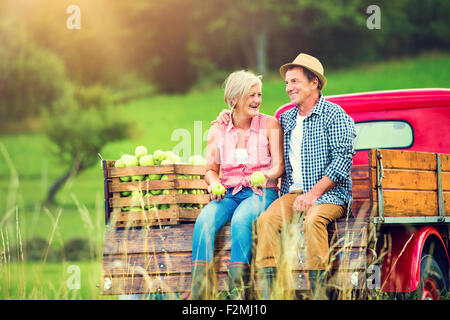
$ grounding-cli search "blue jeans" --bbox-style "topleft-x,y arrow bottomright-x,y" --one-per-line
192,187 -> 278,266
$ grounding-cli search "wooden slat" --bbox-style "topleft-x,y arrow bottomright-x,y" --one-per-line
110,195 -> 178,207
440,153 -> 450,171
175,179 -> 208,189
103,223 -> 230,255
372,190 -> 450,217
370,169 -> 450,191
370,149 -> 438,170
101,272 -> 227,295
110,165 -> 176,177
351,165 -> 370,180
174,164 -> 206,175
103,219 -> 368,256
111,209 -> 178,223
109,180 -> 176,193
352,179 -> 371,199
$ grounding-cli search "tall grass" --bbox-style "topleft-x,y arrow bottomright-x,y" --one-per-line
0,144 -> 114,300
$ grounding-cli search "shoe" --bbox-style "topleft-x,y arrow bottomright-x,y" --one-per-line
308,270 -> 327,300
227,266 -> 250,300
258,267 -> 277,299
191,263 -> 214,300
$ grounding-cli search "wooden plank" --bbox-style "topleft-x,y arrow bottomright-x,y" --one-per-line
370,149 -> 438,170
101,272 -> 227,295
103,219 -> 368,256
109,165 -> 176,177
372,190 -> 450,217
174,164 -> 206,175
370,168 -> 450,192
352,179 -> 371,199
351,199 -> 373,218
351,165 -> 370,180
109,180 -> 176,193
441,153 -> 450,172
112,209 -> 178,223
175,179 -> 208,189
178,209 -> 201,221
110,195 -> 178,207
102,223 -> 231,255
176,194 -> 210,204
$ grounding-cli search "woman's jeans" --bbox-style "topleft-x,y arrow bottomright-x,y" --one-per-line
192,187 -> 278,267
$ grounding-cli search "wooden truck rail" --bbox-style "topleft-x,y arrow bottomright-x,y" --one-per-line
100,149 -> 450,297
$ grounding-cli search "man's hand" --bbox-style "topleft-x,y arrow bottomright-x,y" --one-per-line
292,191 -> 319,213
216,109 -> 231,125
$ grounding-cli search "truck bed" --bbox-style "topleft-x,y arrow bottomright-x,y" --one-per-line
99,149 -> 450,296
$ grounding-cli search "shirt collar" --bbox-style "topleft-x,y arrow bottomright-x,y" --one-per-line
308,94 -> 326,116
286,94 -> 326,120
226,113 -> 259,133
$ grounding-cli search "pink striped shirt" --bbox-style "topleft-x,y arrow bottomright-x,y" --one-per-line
216,113 -> 278,195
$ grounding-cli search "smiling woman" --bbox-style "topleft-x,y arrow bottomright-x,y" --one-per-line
190,70 -> 285,299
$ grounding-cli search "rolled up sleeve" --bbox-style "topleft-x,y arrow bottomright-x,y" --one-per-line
324,111 -> 356,183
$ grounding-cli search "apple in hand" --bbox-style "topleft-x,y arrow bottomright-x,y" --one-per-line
250,171 -> 266,188
211,183 -> 226,196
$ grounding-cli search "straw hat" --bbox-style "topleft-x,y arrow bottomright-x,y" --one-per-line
279,53 -> 327,89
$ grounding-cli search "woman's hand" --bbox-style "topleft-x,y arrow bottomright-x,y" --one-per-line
207,183 -> 226,202
250,171 -> 269,194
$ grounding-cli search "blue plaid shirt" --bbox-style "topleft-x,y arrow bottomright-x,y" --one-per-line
279,95 -> 356,210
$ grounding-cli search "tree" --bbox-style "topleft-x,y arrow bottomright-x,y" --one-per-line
42,84 -> 130,204
0,21 -> 68,130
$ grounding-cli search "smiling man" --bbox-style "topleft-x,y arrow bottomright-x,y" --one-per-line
255,53 -> 356,299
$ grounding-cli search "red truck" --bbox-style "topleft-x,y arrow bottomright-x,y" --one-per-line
100,88 -> 450,300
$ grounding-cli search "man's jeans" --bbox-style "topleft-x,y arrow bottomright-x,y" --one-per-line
192,187 -> 278,266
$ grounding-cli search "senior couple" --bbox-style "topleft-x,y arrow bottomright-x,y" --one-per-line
191,53 -> 356,300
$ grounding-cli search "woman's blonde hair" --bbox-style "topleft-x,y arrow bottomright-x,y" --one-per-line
223,70 -> 262,110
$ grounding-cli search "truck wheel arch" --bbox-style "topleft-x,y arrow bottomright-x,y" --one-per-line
382,226 -> 450,294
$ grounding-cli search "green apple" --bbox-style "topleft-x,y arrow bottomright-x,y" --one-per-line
150,189 -> 162,195
139,155 -> 154,166
211,183 -> 226,196
135,145 -> 148,159
188,155 -> 203,165
145,204 -> 157,211
120,191 -> 131,197
121,154 -> 139,167
145,173 -> 162,181
153,149 -> 166,165
115,159 -> 130,182
164,151 -> 181,163
121,154 -> 142,181
250,171 -> 266,187
161,159 -> 174,165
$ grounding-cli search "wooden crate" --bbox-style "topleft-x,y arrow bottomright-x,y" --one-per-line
103,160 -> 210,227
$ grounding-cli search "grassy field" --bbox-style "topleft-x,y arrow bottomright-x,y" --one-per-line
0,52 -> 449,300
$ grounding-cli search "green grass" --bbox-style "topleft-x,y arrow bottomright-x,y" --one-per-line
0,52 -> 449,300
